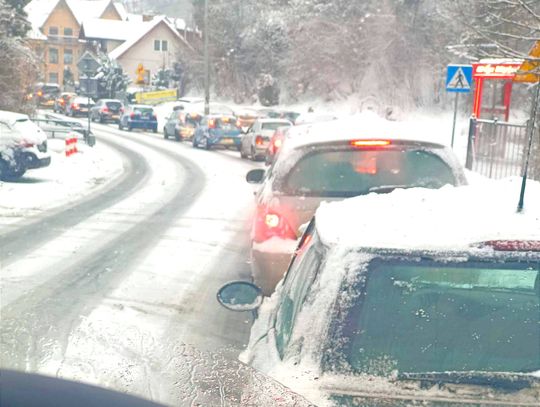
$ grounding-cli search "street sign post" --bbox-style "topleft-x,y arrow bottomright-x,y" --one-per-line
446,64 -> 473,148
79,77 -> 99,142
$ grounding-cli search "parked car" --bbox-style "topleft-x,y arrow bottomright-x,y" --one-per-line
218,179 -> 540,406
192,114 -> 242,150
240,119 -> 292,161
163,109 -> 201,141
265,126 -> 290,165
33,83 -> 61,109
90,99 -> 124,123
245,115 -> 468,295
53,92 -> 77,114
118,105 -> 158,133
0,111 -> 51,180
65,96 -> 95,117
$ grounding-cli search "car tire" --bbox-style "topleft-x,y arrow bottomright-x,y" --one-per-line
99,115 -> 104,124
119,121 -> 123,130
192,137 -> 198,148
127,126 -> 132,132
164,128 -> 169,139
201,137 -> 210,150
240,146 -> 247,159
153,127 -> 157,134
250,146 -> 258,161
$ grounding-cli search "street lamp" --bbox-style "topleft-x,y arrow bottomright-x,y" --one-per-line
204,0 -> 210,115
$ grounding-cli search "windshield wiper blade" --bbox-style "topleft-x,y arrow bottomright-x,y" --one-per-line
397,371 -> 540,391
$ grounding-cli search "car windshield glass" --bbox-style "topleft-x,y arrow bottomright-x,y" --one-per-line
262,122 -> 289,131
284,149 -> 457,197
332,259 -> 540,375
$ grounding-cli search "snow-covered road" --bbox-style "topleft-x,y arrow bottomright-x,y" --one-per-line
0,122 -> 263,405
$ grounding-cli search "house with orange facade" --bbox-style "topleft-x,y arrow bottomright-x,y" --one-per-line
24,0 -> 127,85
25,0 -> 198,88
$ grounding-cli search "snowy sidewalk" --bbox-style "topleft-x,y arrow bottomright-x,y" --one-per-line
0,139 -> 124,227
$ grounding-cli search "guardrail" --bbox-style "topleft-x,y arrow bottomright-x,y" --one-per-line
33,117 -> 96,147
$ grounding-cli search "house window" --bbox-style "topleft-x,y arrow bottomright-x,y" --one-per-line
49,72 -> 59,83
64,49 -> 73,64
64,27 -> 73,36
49,26 -> 58,36
161,40 -> 168,51
49,48 -> 58,64
154,40 -> 160,51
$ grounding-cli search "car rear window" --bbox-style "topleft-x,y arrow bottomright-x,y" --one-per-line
284,149 -> 456,197
134,107 -> 154,116
106,101 -> 122,110
262,122 -> 290,131
334,259 -> 540,375
217,117 -> 238,130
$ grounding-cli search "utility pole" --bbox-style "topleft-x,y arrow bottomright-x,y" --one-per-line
204,0 -> 210,115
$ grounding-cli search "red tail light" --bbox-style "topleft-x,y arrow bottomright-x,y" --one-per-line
253,206 -> 297,243
255,135 -> 264,146
102,107 -> 109,113
208,119 -> 216,128
350,140 -> 391,147
120,107 -> 125,113
236,119 -> 242,127
71,103 -> 79,109
130,113 -> 135,119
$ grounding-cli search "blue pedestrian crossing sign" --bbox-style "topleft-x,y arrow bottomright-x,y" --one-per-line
446,64 -> 473,93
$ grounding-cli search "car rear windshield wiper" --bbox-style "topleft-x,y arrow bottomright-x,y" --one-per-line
397,371 -> 540,391
368,184 -> 418,194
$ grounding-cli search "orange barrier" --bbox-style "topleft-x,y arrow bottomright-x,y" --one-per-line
65,137 -> 78,157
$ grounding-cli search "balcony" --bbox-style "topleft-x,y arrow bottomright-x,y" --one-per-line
46,35 -> 81,45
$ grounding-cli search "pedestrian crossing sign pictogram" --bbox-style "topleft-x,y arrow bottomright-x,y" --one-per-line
446,64 -> 473,93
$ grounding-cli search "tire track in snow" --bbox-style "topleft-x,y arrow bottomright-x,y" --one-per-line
0,137 -> 147,266
0,128 -> 206,371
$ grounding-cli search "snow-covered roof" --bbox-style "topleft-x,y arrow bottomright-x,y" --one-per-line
80,18 -> 150,41
315,178 -> 540,251
284,113 -> 446,152
113,1 -> 127,20
109,15 -> 192,60
24,0 -> 126,32
125,13 -> 144,23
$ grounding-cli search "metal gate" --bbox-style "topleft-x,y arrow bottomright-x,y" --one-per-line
465,117 -> 540,180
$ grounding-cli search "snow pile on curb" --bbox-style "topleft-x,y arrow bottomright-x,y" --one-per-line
0,139 -> 124,225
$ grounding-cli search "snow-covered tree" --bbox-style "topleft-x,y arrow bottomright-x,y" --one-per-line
0,0 -> 38,113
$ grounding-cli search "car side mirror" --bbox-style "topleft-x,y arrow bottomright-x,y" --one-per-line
216,281 -> 263,312
246,169 -> 265,184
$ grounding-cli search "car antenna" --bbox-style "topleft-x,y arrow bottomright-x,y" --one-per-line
517,77 -> 540,213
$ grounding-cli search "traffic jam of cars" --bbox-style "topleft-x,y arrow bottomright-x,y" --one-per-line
2,88 -> 540,405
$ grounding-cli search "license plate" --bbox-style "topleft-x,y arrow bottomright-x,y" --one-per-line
112,115 -> 119,119
222,138 -> 234,145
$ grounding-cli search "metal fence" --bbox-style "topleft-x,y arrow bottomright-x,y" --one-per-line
465,117 -> 539,180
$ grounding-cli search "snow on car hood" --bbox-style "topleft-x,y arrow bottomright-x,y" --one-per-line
315,177 -> 540,250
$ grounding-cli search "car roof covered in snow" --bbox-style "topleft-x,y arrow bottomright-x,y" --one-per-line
315,178 -> 540,251
284,112 -> 448,152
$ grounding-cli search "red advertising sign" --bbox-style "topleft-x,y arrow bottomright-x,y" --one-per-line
472,62 -> 522,79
